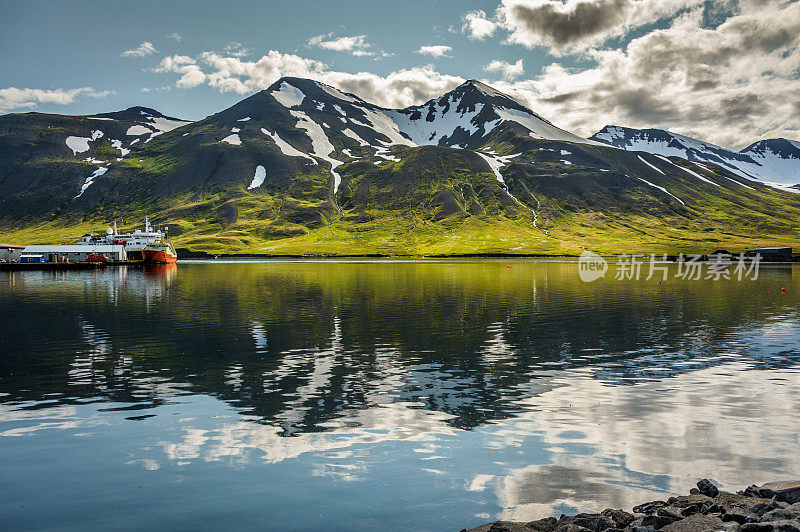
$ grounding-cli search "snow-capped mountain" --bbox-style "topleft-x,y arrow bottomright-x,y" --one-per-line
387,80 -> 601,148
2,76 -> 800,256
590,125 -> 800,187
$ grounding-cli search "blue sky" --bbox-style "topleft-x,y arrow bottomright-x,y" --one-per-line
2,0 -> 799,148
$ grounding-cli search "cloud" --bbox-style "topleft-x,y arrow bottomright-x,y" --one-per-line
417,45 -> 453,58
484,59 -> 524,79
152,0 -> 800,148
154,50 -> 463,108
167,33 -> 182,42
497,0 -> 704,53
223,42 -> 249,58
307,33 -> 375,57
488,1 -> 800,148
121,41 -> 158,58
153,55 -> 207,89
0,87 -> 111,113
462,10 -> 498,40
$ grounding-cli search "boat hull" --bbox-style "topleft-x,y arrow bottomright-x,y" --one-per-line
142,250 -> 177,264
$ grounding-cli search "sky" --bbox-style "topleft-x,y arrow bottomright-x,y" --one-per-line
1,0 -> 799,149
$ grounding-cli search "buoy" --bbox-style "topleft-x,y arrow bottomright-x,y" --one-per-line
782,287 -> 786,293
507,264 -> 511,269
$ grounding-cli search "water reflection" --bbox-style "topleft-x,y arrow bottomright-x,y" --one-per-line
0,261 -> 798,529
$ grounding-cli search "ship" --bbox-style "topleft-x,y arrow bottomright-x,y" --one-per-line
78,217 -> 176,262
142,241 -> 178,264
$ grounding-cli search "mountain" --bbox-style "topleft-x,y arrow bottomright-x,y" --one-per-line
590,125 -> 800,188
1,77 -> 799,255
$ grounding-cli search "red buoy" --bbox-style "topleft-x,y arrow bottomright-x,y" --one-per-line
782,287 -> 786,293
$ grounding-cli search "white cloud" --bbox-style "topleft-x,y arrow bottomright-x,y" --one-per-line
167,33 -> 182,42
308,34 -> 375,57
223,42 -> 249,58
121,41 -> 158,58
489,1 -> 800,148
154,50 -> 463,108
151,0 -> 800,148
462,10 -> 498,40
0,87 -> 112,114
485,59 -> 524,80
417,45 -> 453,58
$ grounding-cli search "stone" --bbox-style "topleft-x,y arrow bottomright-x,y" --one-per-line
634,501 -> 668,515
601,508 -> 635,528
689,488 -> 701,495
660,513 -> 726,532
525,517 -> 558,531
722,507 -> 759,524
741,520 -> 800,532
757,482 -> 800,505
762,509 -> 799,522
554,513 -> 613,531
641,514 -> 682,529
698,479 -> 720,498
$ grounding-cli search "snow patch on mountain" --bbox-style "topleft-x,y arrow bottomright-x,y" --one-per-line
261,128 -> 315,162
75,167 -> 108,198
490,107 -> 600,146
290,110 -> 343,193
65,136 -> 92,154
221,134 -> 241,145
237,117 -> 251,122
110,139 -> 129,157
315,81 -> 360,104
126,125 -> 151,136
341,128 -> 370,146
638,155 -> 665,176
476,151 -> 521,185
271,81 -> 306,108
637,177 -> 685,206
247,165 -> 266,190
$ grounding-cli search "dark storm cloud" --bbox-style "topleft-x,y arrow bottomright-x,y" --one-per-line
506,0 -> 630,48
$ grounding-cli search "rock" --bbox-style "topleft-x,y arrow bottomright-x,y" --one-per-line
525,517 -> 558,531
689,488 -> 701,495
740,520 -> 800,532
554,513 -> 613,531
553,524 -> 592,532
749,502 -> 778,516
787,503 -> 800,514
698,479 -> 720,498
634,501 -> 668,515
701,501 -> 721,515
762,510 -> 799,522
660,513 -> 726,531
601,508 -> 635,528
641,514 -> 682,529
722,507 -> 759,524
757,482 -> 800,505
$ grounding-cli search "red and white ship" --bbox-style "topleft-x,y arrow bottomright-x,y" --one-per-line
78,217 -> 177,263
142,241 -> 178,264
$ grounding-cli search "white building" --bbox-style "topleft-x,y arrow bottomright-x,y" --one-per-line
22,245 -> 127,262
0,244 -> 25,261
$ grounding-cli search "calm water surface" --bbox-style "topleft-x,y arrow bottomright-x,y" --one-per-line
1,260 -> 799,531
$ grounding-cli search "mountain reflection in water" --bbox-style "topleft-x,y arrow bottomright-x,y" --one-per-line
0,261 -> 798,530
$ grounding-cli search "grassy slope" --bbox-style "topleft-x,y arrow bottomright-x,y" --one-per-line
1,135 -> 799,255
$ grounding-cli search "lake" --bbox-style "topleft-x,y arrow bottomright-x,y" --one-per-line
1,260 -> 798,531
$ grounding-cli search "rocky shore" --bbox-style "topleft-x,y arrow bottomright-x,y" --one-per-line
464,480 -> 800,532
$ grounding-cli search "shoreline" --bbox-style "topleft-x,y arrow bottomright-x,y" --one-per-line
465,480 -> 800,532
175,249 -> 800,262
